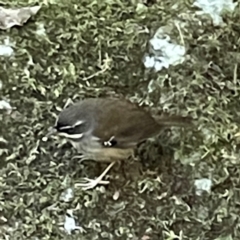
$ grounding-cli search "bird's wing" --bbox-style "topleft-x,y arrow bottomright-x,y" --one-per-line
91,99 -> 162,148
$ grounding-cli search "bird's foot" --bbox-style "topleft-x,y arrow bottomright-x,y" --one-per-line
74,162 -> 115,190
75,177 -> 110,190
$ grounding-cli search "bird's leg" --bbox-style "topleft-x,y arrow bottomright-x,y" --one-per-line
75,161 -> 116,190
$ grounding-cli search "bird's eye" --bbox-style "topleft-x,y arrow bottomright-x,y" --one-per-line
57,125 -> 75,134
64,128 -> 76,134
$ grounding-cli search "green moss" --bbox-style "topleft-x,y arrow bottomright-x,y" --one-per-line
0,0 -> 240,239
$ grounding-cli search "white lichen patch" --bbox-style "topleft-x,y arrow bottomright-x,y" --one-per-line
143,27 -> 185,72
193,0 -> 238,25
194,178 -> 212,196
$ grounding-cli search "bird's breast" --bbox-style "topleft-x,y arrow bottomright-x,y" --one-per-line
69,135 -> 133,162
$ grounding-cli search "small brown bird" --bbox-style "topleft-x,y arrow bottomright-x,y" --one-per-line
47,98 -> 191,190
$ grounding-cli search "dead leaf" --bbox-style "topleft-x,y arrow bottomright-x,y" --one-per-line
0,6 -> 41,30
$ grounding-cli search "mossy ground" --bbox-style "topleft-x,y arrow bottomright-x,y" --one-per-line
0,0 -> 240,239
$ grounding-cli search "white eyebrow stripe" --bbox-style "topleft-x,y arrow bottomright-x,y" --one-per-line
73,120 -> 85,127
58,120 -> 85,130
59,125 -> 73,130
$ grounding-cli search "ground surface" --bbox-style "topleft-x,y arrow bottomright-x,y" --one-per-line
0,0 -> 240,239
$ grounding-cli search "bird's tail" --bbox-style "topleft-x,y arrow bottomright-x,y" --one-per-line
155,115 -> 193,128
